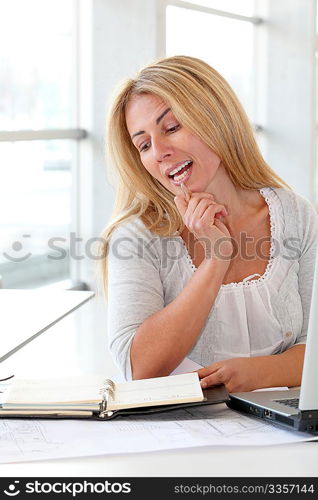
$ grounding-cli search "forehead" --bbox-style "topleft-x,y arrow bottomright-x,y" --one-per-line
125,94 -> 169,134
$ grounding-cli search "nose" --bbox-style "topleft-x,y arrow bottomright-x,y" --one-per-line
152,136 -> 173,162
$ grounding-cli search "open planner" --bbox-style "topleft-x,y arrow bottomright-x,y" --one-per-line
0,372 -> 229,420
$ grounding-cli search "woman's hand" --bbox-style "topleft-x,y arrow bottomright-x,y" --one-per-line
197,358 -> 260,393
174,191 -> 233,261
198,345 -> 306,393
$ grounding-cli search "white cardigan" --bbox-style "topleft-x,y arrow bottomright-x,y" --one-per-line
107,187 -> 318,380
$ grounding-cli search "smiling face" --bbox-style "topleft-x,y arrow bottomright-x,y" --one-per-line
125,93 -> 222,196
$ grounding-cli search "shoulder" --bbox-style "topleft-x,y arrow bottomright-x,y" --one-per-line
108,217 -> 163,264
269,187 -> 318,251
109,216 -> 155,242
269,187 -> 318,227
270,186 -> 316,216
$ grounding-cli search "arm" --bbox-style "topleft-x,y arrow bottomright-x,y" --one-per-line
108,194 -> 232,381
108,221 -> 228,380
197,344 -> 305,393
107,221 -> 165,381
131,257 -> 229,379
295,196 -> 318,345
131,192 -> 232,379
198,194 -> 318,392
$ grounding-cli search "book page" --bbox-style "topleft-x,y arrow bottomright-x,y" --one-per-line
3,375 -> 106,407
3,373 -> 203,411
170,357 -> 203,375
108,372 -> 203,410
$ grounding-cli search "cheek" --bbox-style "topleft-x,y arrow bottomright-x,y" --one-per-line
143,162 -> 155,177
141,161 -> 160,181
211,155 -> 221,170
189,135 -> 220,163
205,150 -> 221,172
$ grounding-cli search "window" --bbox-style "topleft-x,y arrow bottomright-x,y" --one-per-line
0,0 -> 82,288
166,0 -> 259,122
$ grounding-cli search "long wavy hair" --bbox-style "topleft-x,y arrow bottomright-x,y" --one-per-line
100,55 -> 289,293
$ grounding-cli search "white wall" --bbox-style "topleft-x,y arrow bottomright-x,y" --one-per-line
76,0 -> 318,290
256,0 -> 316,200
77,0 -> 165,289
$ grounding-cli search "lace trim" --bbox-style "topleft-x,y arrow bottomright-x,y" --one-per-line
181,238 -> 197,272
181,187 -> 279,289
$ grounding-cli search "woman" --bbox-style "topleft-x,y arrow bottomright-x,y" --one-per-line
101,55 -> 318,392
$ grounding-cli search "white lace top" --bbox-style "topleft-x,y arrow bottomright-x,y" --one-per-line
107,187 -> 318,380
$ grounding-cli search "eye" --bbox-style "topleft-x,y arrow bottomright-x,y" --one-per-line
139,141 -> 151,153
166,124 -> 180,133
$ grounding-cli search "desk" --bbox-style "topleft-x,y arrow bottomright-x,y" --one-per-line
0,289 -> 94,362
0,441 -> 317,477
0,296 -> 317,478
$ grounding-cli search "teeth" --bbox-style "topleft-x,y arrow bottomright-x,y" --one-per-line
168,160 -> 192,177
174,170 -> 189,182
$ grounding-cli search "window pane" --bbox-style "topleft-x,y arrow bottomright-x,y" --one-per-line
176,0 -> 255,16
0,140 -> 73,288
166,6 -> 255,121
0,0 -> 74,130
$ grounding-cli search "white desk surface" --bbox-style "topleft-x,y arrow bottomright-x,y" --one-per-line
0,296 -> 317,478
0,289 -> 94,362
0,442 -> 318,477
0,442 -> 317,477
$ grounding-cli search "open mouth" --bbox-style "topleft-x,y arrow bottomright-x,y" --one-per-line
168,160 -> 193,185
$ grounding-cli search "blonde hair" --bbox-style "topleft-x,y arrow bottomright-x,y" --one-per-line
100,55 -> 289,292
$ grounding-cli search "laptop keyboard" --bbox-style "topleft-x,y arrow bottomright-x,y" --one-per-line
274,397 -> 299,409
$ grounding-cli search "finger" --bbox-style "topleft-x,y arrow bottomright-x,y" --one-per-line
202,205 -> 216,225
189,191 -> 214,199
174,194 -> 188,217
213,218 -> 231,238
200,368 -> 227,389
185,195 -> 217,221
203,203 -> 228,219
180,183 -> 192,202
191,198 -> 216,221
197,364 -> 220,378
187,192 -> 214,209
195,205 -> 224,229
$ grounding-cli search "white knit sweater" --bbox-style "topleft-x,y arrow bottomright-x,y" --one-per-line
107,187 -> 318,380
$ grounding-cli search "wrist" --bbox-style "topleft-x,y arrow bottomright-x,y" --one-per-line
200,256 -> 230,276
201,236 -> 233,262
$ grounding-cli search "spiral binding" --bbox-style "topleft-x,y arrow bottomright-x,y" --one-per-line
98,378 -> 115,418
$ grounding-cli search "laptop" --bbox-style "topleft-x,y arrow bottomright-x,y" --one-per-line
226,252 -> 318,435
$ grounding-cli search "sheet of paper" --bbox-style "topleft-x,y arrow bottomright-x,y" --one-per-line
170,357 -> 203,375
112,373 -> 203,409
4,375 -> 105,404
253,387 -> 289,392
0,381 -> 11,405
1,404 -> 316,464
3,373 -> 203,410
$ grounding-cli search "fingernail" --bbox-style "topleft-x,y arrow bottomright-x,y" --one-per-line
200,381 -> 206,389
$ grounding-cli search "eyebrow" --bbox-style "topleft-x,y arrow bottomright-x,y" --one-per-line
131,107 -> 171,140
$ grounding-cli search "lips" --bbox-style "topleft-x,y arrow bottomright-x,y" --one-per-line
170,163 -> 193,186
165,160 -> 193,178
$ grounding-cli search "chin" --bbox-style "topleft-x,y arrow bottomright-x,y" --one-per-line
187,183 -> 205,193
